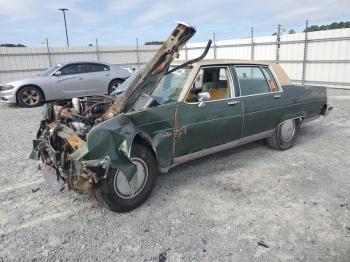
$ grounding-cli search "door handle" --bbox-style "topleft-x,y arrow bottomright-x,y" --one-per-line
105,74 -> 110,77
228,100 -> 240,105
79,77 -> 83,80
274,94 -> 282,99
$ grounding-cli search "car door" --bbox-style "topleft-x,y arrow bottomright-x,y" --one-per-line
84,63 -> 111,95
174,66 -> 243,157
232,65 -> 284,137
53,63 -> 88,99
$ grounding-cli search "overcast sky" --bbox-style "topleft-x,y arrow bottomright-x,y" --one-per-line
0,0 -> 349,47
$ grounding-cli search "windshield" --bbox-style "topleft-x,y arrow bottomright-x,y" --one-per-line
40,65 -> 61,76
150,67 -> 192,104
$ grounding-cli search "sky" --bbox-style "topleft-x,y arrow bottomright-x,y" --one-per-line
0,0 -> 349,47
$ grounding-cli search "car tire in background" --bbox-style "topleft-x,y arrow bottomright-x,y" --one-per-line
96,144 -> 158,212
17,86 -> 44,108
108,79 -> 124,94
267,119 -> 300,150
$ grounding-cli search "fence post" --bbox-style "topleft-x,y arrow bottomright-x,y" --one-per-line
276,24 -> 281,63
302,20 -> 309,85
136,38 -> 140,69
251,27 -> 254,60
95,38 -> 100,62
213,32 -> 217,59
45,37 -> 52,67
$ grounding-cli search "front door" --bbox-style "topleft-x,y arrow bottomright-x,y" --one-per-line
53,63 -> 88,99
174,66 -> 243,157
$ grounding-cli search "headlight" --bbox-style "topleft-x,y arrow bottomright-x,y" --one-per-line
0,85 -> 15,91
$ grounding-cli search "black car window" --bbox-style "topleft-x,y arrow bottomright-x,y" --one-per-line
86,63 -> 109,73
60,64 -> 84,75
235,66 -> 270,96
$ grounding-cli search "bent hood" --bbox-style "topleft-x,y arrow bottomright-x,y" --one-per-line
100,22 -> 196,121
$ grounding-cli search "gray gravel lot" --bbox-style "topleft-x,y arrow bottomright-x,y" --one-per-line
0,88 -> 349,261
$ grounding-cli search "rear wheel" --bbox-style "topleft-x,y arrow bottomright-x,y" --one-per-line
108,79 -> 124,94
17,86 -> 43,107
96,144 -> 158,212
267,119 -> 300,150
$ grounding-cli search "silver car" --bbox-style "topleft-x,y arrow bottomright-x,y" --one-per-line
0,62 -> 131,107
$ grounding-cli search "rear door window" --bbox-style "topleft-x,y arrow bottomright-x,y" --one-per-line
235,66 -> 270,96
85,63 -> 109,73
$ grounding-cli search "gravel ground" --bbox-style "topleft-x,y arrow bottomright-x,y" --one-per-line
0,88 -> 349,261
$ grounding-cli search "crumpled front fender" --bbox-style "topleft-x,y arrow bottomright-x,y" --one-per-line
69,114 -> 140,182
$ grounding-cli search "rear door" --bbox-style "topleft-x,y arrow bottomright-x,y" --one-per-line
232,65 -> 283,137
174,65 -> 243,157
84,63 -> 111,95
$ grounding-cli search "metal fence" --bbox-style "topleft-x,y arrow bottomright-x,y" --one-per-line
1,26 -> 350,88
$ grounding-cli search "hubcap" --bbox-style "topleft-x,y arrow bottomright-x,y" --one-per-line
280,120 -> 296,142
21,90 -> 40,105
111,82 -> 121,92
113,158 -> 148,199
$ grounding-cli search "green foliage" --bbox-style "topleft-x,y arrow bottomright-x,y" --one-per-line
288,29 -> 296,34
304,21 -> 350,32
0,43 -> 26,47
144,41 -> 163,45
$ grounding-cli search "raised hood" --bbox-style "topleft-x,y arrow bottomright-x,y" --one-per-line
99,22 -> 196,121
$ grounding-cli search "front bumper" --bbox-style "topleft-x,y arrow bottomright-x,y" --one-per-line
0,90 -> 16,103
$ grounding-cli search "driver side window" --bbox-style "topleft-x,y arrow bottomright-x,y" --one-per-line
185,67 -> 232,102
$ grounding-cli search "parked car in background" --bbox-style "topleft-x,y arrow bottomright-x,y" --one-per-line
0,62 -> 131,107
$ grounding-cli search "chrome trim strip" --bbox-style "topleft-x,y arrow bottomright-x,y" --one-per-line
171,130 -> 274,168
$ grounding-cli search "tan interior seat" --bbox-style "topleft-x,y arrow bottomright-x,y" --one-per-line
202,81 -> 229,100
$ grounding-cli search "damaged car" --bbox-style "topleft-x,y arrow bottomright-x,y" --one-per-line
30,22 -> 332,212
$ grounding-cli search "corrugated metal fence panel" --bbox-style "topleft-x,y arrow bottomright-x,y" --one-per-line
1,28 -> 350,88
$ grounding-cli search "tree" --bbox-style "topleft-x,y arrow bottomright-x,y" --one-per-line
288,29 -> 296,34
272,32 -> 277,36
144,41 -> 163,45
0,43 -> 26,47
303,21 -> 350,32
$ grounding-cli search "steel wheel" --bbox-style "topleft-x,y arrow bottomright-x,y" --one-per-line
113,158 -> 148,199
280,119 -> 296,143
108,79 -> 124,94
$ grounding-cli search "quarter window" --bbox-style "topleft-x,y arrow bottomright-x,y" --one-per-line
235,66 -> 270,96
261,67 -> 278,92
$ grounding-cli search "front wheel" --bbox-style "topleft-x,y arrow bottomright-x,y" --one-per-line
96,144 -> 158,212
17,86 -> 44,107
267,119 -> 300,150
108,79 -> 124,94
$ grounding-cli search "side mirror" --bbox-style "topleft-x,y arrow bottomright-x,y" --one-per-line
197,92 -> 211,107
53,71 -> 62,76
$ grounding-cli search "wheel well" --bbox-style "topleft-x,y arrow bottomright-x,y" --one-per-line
132,134 -> 157,160
109,78 -> 125,87
16,84 -> 45,103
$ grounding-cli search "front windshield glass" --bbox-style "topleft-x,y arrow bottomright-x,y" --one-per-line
150,67 -> 192,104
40,65 -> 61,76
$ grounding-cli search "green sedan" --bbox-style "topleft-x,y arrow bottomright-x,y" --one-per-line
30,23 -> 332,212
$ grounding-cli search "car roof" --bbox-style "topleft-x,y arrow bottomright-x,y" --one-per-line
174,59 -> 292,86
59,61 -> 112,66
